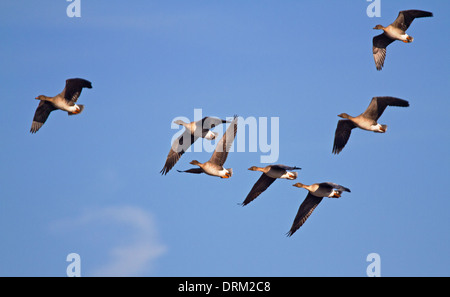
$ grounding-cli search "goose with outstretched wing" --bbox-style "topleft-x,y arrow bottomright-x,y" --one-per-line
372,9 -> 433,70
287,182 -> 351,236
333,96 -> 409,154
177,116 -> 238,178
30,78 -> 92,133
160,117 -> 230,175
241,165 -> 301,206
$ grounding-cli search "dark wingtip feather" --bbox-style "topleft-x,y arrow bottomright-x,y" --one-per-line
332,143 -> 343,155
286,230 -> 295,237
30,121 -> 43,134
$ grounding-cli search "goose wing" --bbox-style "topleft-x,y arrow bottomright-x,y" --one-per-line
332,119 -> 357,154
372,33 -> 395,71
30,101 -> 57,133
209,116 -> 238,166
362,96 -> 409,121
241,173 -> 277,206
271,165 -> 301,171
392,10 -> 433,32
200,117 -> 230,131
160,130 -> 196,175
176,168 -> 204,174
63,78 -> 92,104
287,193 -> 323,237
320,182 -> 351,193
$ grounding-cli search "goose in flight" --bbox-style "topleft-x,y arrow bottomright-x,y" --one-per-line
30,78 -> 92,133
287,182 -> 351,236
177,116 -> 238,178
372,9 -> 433,70
160,117 -> 230,175
241,165 -> 301,206
332,96 -> 409,154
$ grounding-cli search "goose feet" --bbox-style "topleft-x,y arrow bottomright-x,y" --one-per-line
222,172 -> 231,178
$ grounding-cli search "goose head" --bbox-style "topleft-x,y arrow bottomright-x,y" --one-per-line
292,182 -> 306,188
337,113 -> 352,119
190,160 -> 202,166
248,166 -> 266,173
35,95 -> 48,100
173,119 -> 187,126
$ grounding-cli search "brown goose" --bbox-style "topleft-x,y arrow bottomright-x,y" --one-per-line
332,96 -> 409,154
177,116 -> 238,178
160,117 -> 231,175
30,78 -> 92,133
241,165 -> 301,206
373,9 -> 433,70
287,182 -> 351,236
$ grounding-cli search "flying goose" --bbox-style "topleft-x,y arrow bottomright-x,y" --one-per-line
372,9 -> 433,70
177,115 -> 238,178
241,165 -> 301,206
30,78 -> 92,133
160,117 -> 231,175
287,182 -> 351,236
332,96 -> 409,154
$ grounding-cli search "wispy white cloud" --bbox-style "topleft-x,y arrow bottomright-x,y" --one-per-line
53,205 -> 167,277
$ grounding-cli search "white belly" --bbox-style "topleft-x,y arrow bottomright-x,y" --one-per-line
53,100 -> 78,112
204,130 -> 217,140
370,123 -> 386,133
279,171 -> 297,180
398,34 -> 410,41
203,166 -> 228,177
354,121 -> 374,131
384,27 -> 409,41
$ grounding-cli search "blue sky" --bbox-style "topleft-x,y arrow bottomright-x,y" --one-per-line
0,0 -> 449,277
